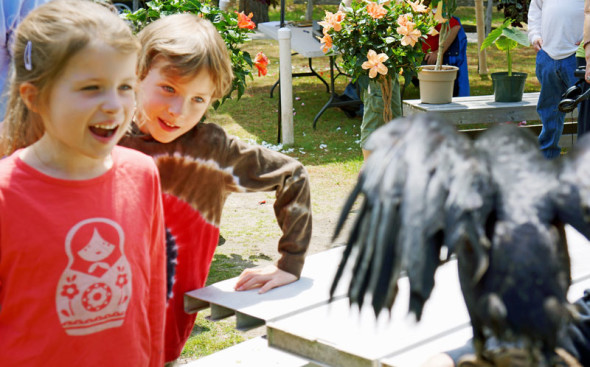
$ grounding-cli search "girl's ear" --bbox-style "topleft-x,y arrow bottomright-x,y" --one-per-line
19,82 -> 40,113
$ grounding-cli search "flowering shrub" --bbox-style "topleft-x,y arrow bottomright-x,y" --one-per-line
320,0 -> 436,87
123,0 -> 267,108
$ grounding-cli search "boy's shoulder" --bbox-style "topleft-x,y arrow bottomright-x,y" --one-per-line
191,121 -> 229,143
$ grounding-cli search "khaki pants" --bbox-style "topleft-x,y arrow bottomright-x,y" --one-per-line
359,76 -> 402,149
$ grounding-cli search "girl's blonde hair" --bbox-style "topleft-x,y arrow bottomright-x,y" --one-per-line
1,0 -> 140,156
137,14 -> 234,101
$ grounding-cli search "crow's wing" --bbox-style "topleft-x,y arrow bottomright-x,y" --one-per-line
462,124 -> 572,360
331,115 -> 493,319
555,133 -> 590,239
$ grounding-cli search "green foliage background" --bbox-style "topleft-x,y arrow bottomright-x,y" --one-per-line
123,0 -> 256,108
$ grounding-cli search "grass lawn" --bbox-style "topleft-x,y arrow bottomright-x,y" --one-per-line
178,4 -> 543,362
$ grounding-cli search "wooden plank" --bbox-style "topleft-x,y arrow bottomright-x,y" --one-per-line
380,276 -> 590,367
461,122 -> 578,139
380,326 -> 473,367
184,246 -> 350,330
184,336 -> 321,367
266,260 -> 470,367
266,226 -> 590,367
565,225 -> 590,280
402,93 -> 579,126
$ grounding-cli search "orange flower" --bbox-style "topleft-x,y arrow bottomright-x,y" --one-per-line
236,11 -> 256,29
397,13 -> 411,27
254,52 -> 269,76
397,21 -> 421,47
320,32 -> 333,53
407,0 -> 427,13
366,2 -> 387,19
319,11 -> 346,32
362,49 -> 388,78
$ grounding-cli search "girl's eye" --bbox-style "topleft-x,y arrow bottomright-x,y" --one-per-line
193,96 -> 204,103
119,84 -> 133,91
81,85 -> 99,91
161,86 -> 175,93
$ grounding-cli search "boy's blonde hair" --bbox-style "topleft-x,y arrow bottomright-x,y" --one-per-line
137,14 -> 234,102
1,0 -> 139,156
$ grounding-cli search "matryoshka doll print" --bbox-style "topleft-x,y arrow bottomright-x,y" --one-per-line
56,218 -> 132,335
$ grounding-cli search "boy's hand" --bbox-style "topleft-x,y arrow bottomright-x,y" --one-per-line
234,265 -> 298,294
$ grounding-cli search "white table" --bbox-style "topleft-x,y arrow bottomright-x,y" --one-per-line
258,21 -> 361,129
403,92 -> 579,139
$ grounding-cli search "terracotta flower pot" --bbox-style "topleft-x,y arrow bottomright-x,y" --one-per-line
417,65 -> 459,104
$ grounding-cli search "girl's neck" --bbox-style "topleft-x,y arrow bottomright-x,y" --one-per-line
20,136 -> 113,180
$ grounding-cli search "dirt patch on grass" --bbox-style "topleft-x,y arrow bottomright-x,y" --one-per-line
216,164 -> 361,268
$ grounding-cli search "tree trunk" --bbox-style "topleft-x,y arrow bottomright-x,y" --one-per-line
475,0 -> 489,75
239,0 -> 269,25
379,76 -> 393,123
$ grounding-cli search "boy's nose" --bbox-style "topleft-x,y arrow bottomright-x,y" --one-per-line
168,96 -> 187,117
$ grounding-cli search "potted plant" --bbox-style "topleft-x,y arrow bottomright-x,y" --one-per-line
416,0 -> 459,104
480,18 -> 530,102
320,0 -> 436,122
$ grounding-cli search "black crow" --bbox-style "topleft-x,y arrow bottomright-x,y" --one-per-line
331,115 -> 577,366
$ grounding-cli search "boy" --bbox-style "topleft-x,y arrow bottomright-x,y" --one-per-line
118,14 -> 312,364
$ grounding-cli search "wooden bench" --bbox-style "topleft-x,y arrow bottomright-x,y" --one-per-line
184,226 -> 590,367
402,92 -> 579,139
184,246 -> 350,330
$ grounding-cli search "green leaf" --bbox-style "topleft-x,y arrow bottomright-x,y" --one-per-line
495,36 -> 517,51
502,26 -> 530,47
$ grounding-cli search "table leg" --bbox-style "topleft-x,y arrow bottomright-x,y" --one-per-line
270,57 -> 330,98
313,56 -> 362,129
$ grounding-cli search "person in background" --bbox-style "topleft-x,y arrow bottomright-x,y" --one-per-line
579,0 -> 590,137
421,15 -> 470,97
575,40 -> 590,137
0,0 -> 49,121
117,14 -> 312,366
338,0 -> 402,161
0,1 -> 166,365
528,0 -> 584,159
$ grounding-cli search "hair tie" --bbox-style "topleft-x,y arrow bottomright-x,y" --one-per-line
24,41 -> 33,71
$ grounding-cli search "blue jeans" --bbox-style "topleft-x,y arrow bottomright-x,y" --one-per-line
536,49 -> 577,159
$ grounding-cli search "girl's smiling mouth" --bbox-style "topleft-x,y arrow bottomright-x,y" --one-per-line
89,123 -> 119,139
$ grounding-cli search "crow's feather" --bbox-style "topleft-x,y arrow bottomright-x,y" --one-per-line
331,115 -> 580,365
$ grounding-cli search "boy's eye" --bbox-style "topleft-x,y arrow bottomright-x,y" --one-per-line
161,86 -> 175,93
193,96 -> 205,103
119,84 -> 134,91
81,85 -> 99,91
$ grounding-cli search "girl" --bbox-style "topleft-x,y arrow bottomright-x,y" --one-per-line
0,1 -> 166,366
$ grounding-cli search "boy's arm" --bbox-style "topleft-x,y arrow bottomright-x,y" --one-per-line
218,133 -> 312,292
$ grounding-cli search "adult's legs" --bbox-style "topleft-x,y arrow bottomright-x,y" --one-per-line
576,57 -> 590,137
360,76 -> 402,159
536,50 -> 577,159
